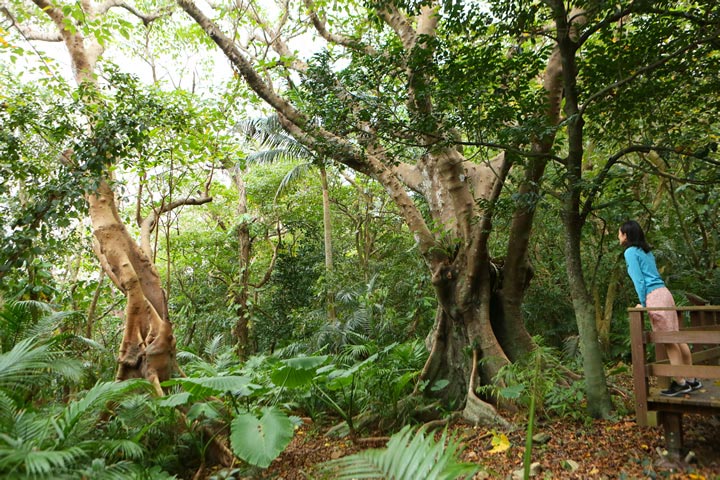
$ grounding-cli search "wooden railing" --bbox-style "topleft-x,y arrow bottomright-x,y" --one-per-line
628,305 -> 720,458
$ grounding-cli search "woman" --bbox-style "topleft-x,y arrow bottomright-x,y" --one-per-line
618,220 -> 702,397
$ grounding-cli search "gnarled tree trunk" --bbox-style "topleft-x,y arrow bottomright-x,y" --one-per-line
89,181 -> 176,394
27,0 -> 178,393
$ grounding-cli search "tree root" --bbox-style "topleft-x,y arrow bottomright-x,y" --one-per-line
462,391 -> 511,429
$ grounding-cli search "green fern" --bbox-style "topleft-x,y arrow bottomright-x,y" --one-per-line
0,300 -> 53,350
319,425 -> 478,480
0,379 -> 154,478
0,337 -> 81,390
59,380 -> 151,440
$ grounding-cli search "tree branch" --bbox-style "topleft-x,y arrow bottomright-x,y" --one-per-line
302,0 -> 376,55
377,3 -> 416,51
140,191 -> 213,258
96,0 -> 174,25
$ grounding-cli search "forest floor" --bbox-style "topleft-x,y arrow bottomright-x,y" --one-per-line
253,372 -> 720,480
259,412 -> 720,479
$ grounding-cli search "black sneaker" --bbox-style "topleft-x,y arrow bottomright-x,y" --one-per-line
660,381 -> 692,397
687,379 -> 703,391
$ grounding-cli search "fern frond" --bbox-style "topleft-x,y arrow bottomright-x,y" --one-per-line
99,439 -> 145,460
60,380 -> 151,439
320,426 -> 478,480
0,338 -> 53,388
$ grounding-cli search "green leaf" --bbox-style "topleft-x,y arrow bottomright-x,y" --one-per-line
186,402 -> 221,422
431,379 -> 450,392
156,392 -> 192,408
270,355 -> 328,388
229,407 -> 294,468
499,384 -> 525,400
161,376 -> 253,398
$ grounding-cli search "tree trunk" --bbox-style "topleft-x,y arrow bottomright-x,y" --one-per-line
418,251 -> 513,427
563,209 -> 612,418
231,170 -> 252,359
499,34 -> 566,360
498,158 -> 545,361
88,181 -> 176,394
597,262 -> 622,351
29,0 -> 178,392
551,2 -> 613,418
319,163 -> 337,322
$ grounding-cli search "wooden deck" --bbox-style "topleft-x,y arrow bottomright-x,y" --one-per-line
648,381 -> 720,413
629,305 -> 720,459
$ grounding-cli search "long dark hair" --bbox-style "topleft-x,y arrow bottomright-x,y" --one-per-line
620,220 -> 651,252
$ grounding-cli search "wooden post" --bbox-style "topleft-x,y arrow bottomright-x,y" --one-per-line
629,309 -> 649,426
658,412 -> 683,460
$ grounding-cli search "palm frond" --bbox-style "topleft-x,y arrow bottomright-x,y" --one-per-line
337,342 -> 371,365
75,458 -> 146,480
276,162 -> 315,200
246,148 -> 297,165
0,440 -> 86,478
99,439 -> 145,460
0,338 -> 53,388
562,335 -> 581,362
235,115 -> 283,142
27,310 -> 80,339
319,426 -> 478,480
176,350 -> 203,363
0,337 -> 83,392
345,309 -> 372,334
204,334 -> 225,359
59,380 -> 151,439
236,115 -> 313,160
0,300 -> 53,350
388,340 -> 427,368
0,390 -> 17,430
23,446 -> 87,477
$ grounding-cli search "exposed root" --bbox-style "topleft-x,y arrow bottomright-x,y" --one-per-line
191,463 -> 205,480
355,436 -> 390,445
462,391 -> 511,429
422,411 -> 462,432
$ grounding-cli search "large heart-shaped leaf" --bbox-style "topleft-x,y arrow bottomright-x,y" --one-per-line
270,355 -> 328,388
230,407 -> 294,468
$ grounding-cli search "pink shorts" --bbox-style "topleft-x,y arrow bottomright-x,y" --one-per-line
646,287 -> 679,332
